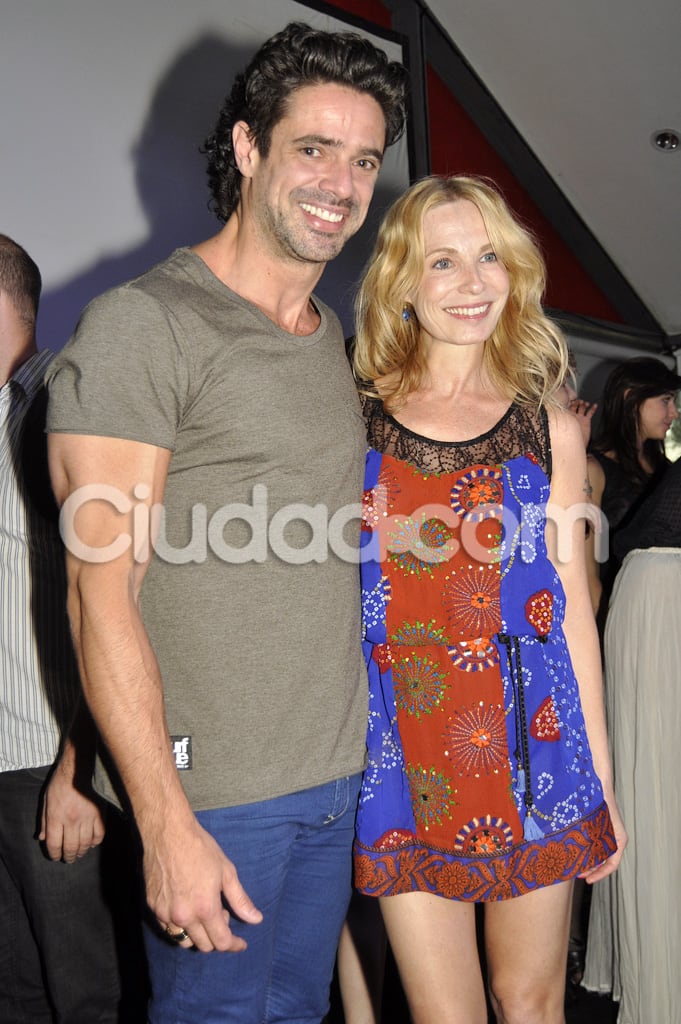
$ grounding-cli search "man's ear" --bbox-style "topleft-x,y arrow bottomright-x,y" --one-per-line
232,121 -> 258,178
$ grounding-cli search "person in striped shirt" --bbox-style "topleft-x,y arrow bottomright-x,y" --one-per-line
0,234 -> 145,1022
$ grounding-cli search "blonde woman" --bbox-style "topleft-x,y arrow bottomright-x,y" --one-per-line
350,175 -> 625,1024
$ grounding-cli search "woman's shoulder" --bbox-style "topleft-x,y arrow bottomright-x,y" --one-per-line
588,448 -> 617,471
499,400 -> 552,473
587,448 -> 632,499
544,403 -> 590,479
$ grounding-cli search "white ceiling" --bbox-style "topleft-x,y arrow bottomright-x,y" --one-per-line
422,0 -> 681,341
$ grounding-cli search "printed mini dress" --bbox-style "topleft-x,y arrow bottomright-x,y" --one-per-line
353,398 -> 616,901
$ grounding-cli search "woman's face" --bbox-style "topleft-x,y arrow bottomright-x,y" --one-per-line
408,199 -> 510,354
638,392 -> 679,441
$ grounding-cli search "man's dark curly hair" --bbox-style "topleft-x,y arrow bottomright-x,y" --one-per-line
202,21 -> 409,223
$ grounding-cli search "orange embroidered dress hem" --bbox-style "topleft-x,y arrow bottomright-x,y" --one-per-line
354,801 -> 615,901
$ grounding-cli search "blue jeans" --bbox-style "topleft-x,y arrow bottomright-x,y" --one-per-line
145,774 -> 361,1024
0,766 -> 147,1023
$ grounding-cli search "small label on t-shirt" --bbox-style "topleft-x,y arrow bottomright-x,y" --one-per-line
171,735 -> 192,770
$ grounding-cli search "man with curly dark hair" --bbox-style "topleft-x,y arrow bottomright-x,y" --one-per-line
203,21 -> 407,225
46,21 -> 408,1024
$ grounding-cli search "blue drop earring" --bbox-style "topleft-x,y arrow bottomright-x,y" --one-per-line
402,305 -> 411,322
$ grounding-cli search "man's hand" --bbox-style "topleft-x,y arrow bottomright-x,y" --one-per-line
146,818 -> 263,953
39,758 -> 106,863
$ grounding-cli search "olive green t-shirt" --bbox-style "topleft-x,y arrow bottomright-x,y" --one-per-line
46,248 -> 368,810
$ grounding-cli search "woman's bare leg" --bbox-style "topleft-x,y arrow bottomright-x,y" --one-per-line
484,880 -> 573,1024
379,892 -> 487,1024
337,893 -> 387,1024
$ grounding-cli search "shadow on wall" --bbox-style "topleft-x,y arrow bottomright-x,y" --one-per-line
39,33 -> 246,352
38,34 -> 250,354
38,32 -> 400,353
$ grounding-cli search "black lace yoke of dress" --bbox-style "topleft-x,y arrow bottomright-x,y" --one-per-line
362,396 -> 552,478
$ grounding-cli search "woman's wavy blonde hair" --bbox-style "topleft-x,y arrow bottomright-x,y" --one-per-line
353,174 -> 569,409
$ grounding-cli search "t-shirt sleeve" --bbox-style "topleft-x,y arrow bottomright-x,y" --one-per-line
46,284 -> 190,451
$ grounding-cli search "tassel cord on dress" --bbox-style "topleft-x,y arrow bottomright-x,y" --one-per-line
497,632 -> 546,840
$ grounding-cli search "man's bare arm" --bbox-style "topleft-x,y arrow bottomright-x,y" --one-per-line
48,432 -> 262,952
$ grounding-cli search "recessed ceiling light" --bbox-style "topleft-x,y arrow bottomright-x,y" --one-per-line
651,129 -> 679,152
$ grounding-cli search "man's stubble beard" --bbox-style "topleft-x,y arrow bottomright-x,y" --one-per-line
258,194 -> 362,267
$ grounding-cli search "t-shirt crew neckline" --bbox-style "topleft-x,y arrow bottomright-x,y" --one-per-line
178,246 -> 328,347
